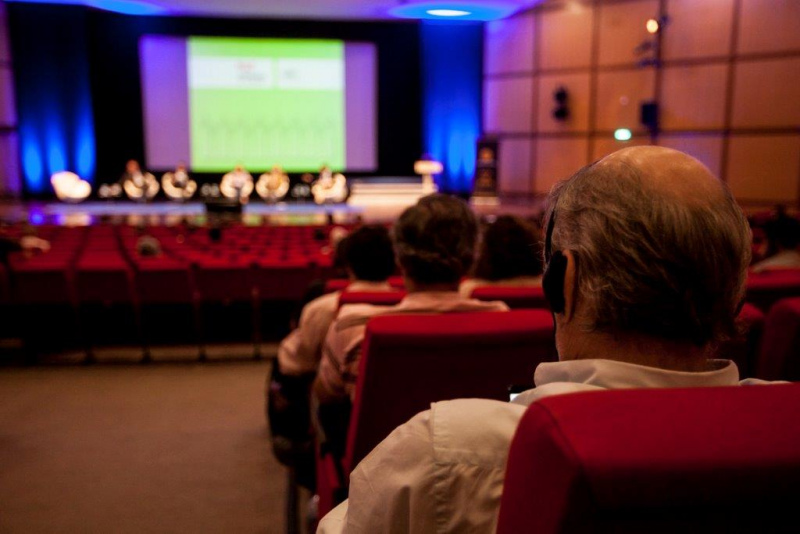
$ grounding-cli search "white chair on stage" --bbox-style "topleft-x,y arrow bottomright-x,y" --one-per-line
256,167 -> 290,202
162,170 -> 197,201
51,171 -> 91,203
311,171 -> 348,204
220,167 -> 254,201
123,172 -> 159,201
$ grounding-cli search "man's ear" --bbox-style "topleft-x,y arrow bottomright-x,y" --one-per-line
562,250 -> 578,322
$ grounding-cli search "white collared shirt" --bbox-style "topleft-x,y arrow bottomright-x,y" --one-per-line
318,358 -> 773,534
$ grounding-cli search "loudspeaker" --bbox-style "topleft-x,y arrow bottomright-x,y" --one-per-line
552,86 -> 569,122
473,138 -> 499,199
640,101 -> 659,131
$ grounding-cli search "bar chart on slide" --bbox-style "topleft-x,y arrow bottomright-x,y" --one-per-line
187,37 -> 346,172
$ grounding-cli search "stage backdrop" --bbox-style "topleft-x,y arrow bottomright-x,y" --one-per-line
8,4 -> 424,196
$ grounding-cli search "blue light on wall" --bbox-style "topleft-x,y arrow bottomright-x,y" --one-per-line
391,2 -> 521,21
10,4 -> 97,195
5,0 -> 166,16
420,21 -> 483,193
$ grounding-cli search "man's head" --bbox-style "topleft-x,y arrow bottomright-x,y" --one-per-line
126,159 -> 139,173
473,215 -> 544,281
394,194 -> 478,289
543,146 -> 751,361
339,225 -> 395,282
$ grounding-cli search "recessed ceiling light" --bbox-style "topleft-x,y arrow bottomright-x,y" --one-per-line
426,9 -> 471,17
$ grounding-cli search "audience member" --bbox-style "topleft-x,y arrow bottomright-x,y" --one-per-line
460,215 -> 544,297
751,205 -> 800,272
312,194 -> 508,437
318,146 -> 775,533
277,225 -> 396,377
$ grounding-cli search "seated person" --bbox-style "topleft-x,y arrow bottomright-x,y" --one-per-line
312,194 -> 508,422
312,165 -> 348,204
268,225 -> 395,481
751,206 -> 800,272
162,162 -> 197,201
318,146 -> 774,533
256,165 -> 290,202
277,225 -> 397,377
51,171 -> 91,203
460,215 -> 544,297
220,165 -> 254,202
0,231 -> 50,264
291,172 -> 315,202
120,159 -> 159,201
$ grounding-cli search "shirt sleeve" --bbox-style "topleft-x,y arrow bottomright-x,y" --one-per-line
316,409 -> 437,534
277,294 -> 337,375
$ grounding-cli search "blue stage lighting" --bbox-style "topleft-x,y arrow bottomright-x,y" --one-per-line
5,0 -> 166,16
22,136 -> 45,194
391,2 -> 521,21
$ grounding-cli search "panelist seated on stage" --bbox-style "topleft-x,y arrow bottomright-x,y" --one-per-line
256,165 -> 290,202
120,159 -> 159,201
312,165 -> 348,204
162,162 -> 197,201
220,165 -> 254,202
51,171 -> 91,203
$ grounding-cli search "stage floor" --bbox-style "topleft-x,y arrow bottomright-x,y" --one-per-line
0,196 -> 544,226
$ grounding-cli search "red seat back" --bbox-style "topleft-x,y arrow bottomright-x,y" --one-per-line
337,290 -> 406,308
498,385 -> 800,534
746,269 -> 800,312
756,297 -> 800,381
471,285 -> 548,309
344,309 -> 556,473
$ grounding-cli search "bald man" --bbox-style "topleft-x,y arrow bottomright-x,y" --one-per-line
317,147 -> 775,534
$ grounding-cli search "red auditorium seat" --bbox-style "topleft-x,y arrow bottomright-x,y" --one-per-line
746,269 -> 800,312
324,278 -> 350,293
316,310 -> 557,518
193,259 -> 258,356
497,385 -> 800,533
471,285 -> 548,309
135,259 -> 200,359
755,297 -> 800,381
337,290 -> 406,308
74,255 -> 143,360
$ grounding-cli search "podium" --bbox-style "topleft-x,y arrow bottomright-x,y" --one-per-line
204,198 -> 242,215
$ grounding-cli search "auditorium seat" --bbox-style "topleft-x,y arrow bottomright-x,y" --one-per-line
135,259 -> 200,359
193,259 -> 257,358
75,256 -> 143,361
470,285 -> 548,309
497,385 -> 800,533
337,290 -> 406,308
746,269 -> 800,312
315,309 -> 557,518
755,297 -> 800,381
324,279 -> 350,293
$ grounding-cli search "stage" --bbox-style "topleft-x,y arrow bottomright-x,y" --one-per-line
0,196 -> 544,227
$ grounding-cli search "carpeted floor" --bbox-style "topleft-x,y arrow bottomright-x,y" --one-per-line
0,361 -> 287,533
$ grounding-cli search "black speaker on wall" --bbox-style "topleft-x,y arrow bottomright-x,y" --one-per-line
552,86 -> 570,121
640,101 -> 659,132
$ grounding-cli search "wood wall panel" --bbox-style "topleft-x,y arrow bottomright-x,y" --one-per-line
726,135 -> 800,203
738,0 -> 800,55
658,135 -> 724,179
498,138 -> 534,194
591,135 -> 653,161
536,72 -> 591,133
539,4 -> 594,71
662,0 -> 734,61
661,64 -> 728,130
594,68 -> 656,132
732,58 -> 800,129
597,0 -> 659,67
485,12 -> 535,75
534,138 -> 589,194
483,77 -> 535,134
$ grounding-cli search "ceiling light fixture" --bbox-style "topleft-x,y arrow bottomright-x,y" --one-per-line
427,9 -> 471,17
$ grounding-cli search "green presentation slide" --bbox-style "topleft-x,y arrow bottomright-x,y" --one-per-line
188,37 -> 346,173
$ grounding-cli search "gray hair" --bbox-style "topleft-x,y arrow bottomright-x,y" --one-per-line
543,160 -> 751,346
